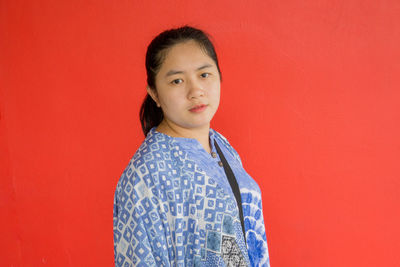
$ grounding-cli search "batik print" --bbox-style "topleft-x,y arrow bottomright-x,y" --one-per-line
113,128 -> 270,266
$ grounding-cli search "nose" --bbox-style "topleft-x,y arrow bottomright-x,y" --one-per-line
187,78 -> 205,99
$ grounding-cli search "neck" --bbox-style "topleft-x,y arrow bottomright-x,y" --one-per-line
156,120 -> 211,153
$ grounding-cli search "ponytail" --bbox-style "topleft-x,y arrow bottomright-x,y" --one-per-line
139,94 -> 163,136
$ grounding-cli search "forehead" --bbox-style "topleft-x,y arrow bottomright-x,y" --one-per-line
159,41 -> 215,71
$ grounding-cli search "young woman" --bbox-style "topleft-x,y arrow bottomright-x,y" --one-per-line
113,26 -> 270,267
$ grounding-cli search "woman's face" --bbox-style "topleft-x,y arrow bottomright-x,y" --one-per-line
148,40 -> 221,132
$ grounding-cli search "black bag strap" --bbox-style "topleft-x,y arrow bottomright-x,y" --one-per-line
214,140 -> 246,243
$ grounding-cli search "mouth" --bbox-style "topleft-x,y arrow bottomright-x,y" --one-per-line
189,104 -> 207,113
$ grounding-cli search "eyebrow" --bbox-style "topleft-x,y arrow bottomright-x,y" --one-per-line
165,64 -> 213,77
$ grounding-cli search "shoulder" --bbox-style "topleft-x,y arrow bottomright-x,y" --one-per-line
128,129 -> 178,168
115,130 -> 174,196
211,129 -> 243,165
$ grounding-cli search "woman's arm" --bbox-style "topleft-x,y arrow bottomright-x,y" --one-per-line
113,168 -> 160,266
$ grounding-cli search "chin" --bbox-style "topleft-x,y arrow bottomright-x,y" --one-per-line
183,121 -> 211,130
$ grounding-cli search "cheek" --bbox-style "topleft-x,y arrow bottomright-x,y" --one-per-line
159,92 -> 181,109
215,93 -> 221,107
211,85 -> 221,101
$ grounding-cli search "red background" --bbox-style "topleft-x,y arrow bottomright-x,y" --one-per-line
1,0 -> 399,266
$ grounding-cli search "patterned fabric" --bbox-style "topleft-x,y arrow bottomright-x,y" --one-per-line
113,128 -> 270,266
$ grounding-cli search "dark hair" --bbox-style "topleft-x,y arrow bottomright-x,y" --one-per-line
139,26 -> 221,136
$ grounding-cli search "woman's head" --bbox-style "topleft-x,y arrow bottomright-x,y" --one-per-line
140,26 -> 221,135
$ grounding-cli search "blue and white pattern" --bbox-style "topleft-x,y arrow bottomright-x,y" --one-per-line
113,128 -> 270,266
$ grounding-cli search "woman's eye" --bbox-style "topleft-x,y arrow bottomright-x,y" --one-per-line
201,73 -> 210,78
171,79 -> 183,84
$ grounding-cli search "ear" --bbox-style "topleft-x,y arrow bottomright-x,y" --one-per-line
146,86 -> 161,107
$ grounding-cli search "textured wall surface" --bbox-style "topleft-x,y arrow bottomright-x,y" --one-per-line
1,0 -> 399,266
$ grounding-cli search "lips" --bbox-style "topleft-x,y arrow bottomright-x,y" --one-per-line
189,104 -> 207,113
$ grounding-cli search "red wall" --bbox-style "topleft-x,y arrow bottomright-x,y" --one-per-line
1,0 -> 399,266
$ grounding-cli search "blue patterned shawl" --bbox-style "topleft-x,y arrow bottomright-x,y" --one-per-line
113,128 -> 270,266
